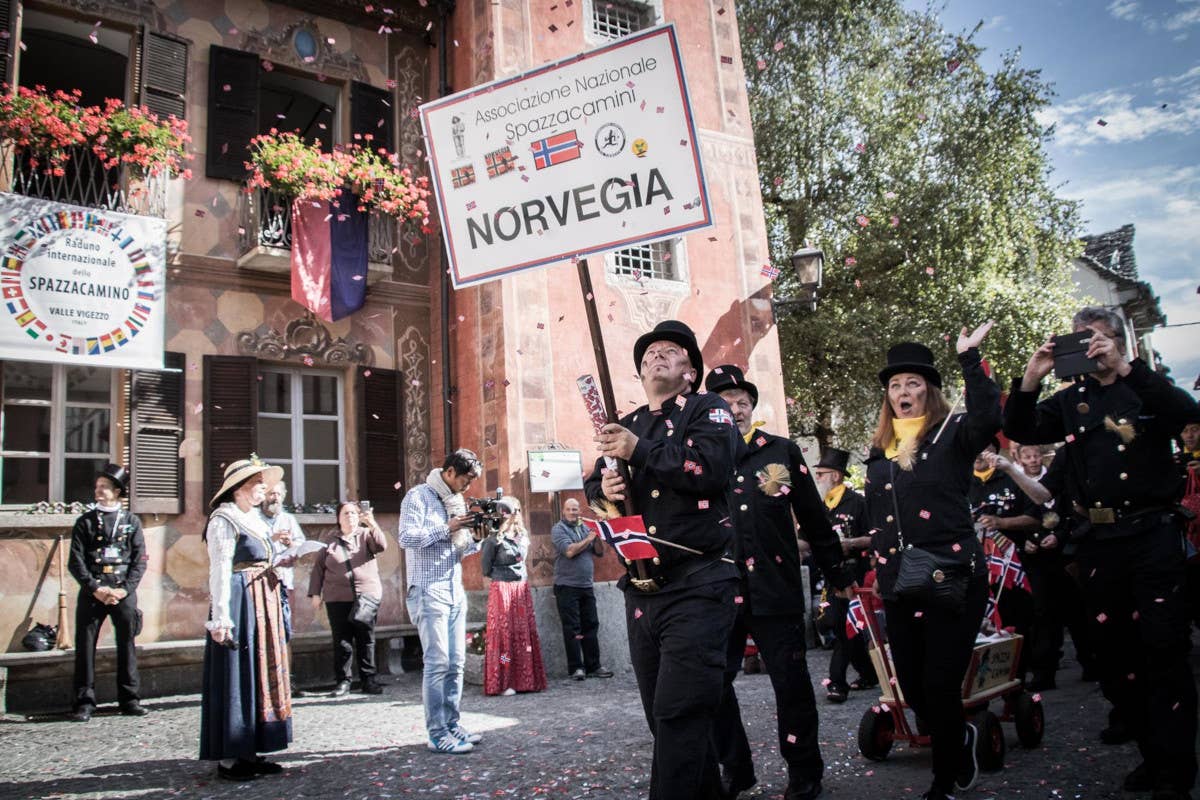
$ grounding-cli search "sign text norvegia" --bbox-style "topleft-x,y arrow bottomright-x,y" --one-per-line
421,25 -> 711,288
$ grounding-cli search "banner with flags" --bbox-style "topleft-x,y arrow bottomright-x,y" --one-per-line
582,515 -> 659,562
290,198 -> 369,322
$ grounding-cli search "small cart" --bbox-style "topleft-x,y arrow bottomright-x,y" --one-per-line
854,590 -> 1045,770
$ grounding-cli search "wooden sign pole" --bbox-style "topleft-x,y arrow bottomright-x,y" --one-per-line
55,535 -> 72,650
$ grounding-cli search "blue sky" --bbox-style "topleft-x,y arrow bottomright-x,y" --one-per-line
913,0 -> 1199,394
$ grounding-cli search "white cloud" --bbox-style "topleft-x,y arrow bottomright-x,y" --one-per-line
982,15 -> 1007,31
1039,82 -> 1200,146
1166,4 -> 1200,31
1106,0 -> 1200,33
1108,0 -> 1141,21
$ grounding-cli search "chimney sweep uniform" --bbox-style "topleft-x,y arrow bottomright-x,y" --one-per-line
817,447 -> 876,701
67,463 -> 147,719
705,365 -> 853,800
867,344 -> 1000,799
1004,356 -> 1199,796
584,321 -> 740,800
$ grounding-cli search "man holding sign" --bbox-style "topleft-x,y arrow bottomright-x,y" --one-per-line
585,320 -> 739,800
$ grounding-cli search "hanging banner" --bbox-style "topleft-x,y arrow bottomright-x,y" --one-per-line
0,193 -> 167,370
420,24 -> 712,289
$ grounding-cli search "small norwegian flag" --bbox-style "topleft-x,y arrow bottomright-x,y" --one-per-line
761,263 -> 781,280
845,597 -> 869,639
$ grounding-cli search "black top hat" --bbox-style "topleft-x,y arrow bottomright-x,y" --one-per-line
878,342 -> 942,388
815,448 -> 851,474
96,463 -> 130,495
704,364 -> 758,407
633,320 -> 704,392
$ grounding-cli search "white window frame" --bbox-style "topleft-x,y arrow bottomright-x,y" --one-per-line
257,366 -> 345,506
583,0 -> 662,47
0,363 -> 118,507
604,236 -> 691,290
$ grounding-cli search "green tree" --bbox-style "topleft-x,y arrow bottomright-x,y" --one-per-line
740,0 -> 1081,451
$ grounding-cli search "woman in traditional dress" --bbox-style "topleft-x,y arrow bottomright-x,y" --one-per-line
480,496 -> 546,696
199,456 -> 292,782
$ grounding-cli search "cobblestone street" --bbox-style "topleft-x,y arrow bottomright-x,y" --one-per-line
0,646 -> 1184,800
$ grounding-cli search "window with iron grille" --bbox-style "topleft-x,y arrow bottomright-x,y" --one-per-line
591,0 -> 656,40
611,240 -> 677,282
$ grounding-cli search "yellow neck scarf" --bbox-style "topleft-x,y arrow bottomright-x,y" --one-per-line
973,467 -> 996,483
743,420 -> 766,444
885,416 -> 926,459
824,483 -> 847,510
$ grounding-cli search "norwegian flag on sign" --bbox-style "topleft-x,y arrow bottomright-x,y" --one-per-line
485,146 -> 517,178
451,164 -> 476,188
582,516 -> 659,562
530,130 -> 582,170
845,597 -> 869,639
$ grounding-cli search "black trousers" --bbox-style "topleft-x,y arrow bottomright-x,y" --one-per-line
827,594 -> 875,690
626,578 -> 737,800
73,588 -> 140,709
885,575 -> 989,794
714,607 -> 823,788
325,601 -> 377,682
1076,522 -> 1197,792
1023,551 -> 1095,679
554,584 -> 601,673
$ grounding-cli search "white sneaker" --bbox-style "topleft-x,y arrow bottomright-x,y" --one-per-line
571,668 -> 586,681
428,734 -> 473,754
954,722 -> 979,792
502,687 -> 516,696
450,725 -> 483,745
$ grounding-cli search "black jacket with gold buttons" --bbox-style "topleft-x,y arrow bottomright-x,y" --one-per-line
68,507 -> 147,593
585,390 -> 740,591
731,431 -> 851,615
1003,358 -> 1199,514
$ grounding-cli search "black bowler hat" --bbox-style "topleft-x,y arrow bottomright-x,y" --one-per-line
96,463 -> 130,495
815,448 -> 851,474
878,342 -> 942,389
704,364 -> 758,407
633,320 -> 704,392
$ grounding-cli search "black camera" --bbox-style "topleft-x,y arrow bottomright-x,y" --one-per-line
467,488 -> 506,536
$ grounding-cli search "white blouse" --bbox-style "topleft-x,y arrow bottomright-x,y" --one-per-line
204,503 -> 272,632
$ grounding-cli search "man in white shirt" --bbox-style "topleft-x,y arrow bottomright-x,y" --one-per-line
259,480 -> 306,642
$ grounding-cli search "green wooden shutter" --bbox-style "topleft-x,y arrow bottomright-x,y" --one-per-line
350,80 -> 394,153
0,0 -> 17,89
205,46 -> 259,181
130,352 -> 185,514
203,355 -> 258,505
137,29 -> 189,120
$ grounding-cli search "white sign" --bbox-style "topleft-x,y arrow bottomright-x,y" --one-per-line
0,193 -> 167,370
528,449 -> 585,493
420,24 -> 712,288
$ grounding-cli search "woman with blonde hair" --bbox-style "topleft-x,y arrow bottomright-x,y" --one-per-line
865,323 -> 1001,800
480,496 -> 546,696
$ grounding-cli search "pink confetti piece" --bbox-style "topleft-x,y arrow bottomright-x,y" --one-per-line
856,214 -> 870,227
914,611 -> 923,618
786,733 -> 797,743
845,256 -> 857,266
698,500 -> 709,509
756,59 -> 767,71
919,509 -> 931,519
1032,693 -> 1042,702
821,678 -> 831,686
393,481 -> 403,490
773,40 -> 785,52
733,596 -> 744,604
1096,612 -> 1108,623
633,608 -> 643,619
951,543 -> 962,552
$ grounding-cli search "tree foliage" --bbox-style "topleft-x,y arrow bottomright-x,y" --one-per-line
739,0 -> 1082,450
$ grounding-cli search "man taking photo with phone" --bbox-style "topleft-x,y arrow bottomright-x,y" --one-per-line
1004,306 -> 1199,800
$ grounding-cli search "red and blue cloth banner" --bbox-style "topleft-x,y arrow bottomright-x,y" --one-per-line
582,515 -> 659,562
290,198 -> 369,322
845,597 -> 869,639
530,130 -> 582,170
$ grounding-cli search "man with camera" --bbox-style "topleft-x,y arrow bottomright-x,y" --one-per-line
399,449 -> 486,755
1004,306 -> 1199,800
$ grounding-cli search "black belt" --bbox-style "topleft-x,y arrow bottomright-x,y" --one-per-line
1083,505 -> 1177,540
627,555 -> 725,593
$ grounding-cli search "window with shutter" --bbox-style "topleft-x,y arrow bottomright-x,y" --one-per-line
206,46 -> 260,181
202,355 -> 258,506
357,367 -> 404,513
130,352 -> 184,514
138,30 -> 188,121
0,0 -> 16,88
351,81 -> 394,154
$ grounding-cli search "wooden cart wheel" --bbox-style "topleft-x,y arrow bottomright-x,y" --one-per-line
975,709 -> 1006,772
1013,692 -> 1045,748
858,707 -> 895,761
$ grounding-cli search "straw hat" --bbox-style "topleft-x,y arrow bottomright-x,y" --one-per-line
209,455 -> 284,509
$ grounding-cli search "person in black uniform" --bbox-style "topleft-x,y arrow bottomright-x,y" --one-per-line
585,321 -> 740,800
1004,306 -> 1199,800
867,324 -> 1000,800
67,463 -> 147,721
813,447 -> 875,703
704,365 -> 854,800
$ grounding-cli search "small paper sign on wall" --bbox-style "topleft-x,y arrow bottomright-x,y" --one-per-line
420,24 -> 712,288
528,449 -> 585,493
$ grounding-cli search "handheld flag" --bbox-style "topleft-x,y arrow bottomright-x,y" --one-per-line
582,515 -> 659,562
845,597 -> 869,639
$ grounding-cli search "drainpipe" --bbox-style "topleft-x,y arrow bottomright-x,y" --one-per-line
436,0 -> 456,454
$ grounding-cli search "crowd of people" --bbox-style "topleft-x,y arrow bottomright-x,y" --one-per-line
64,306 -> 1198,800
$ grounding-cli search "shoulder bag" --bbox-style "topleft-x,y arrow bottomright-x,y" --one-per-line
887,461 -> 974,610
339,537 -> 380,628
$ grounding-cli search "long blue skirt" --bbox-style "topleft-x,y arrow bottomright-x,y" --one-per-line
199,572 -> 293,760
